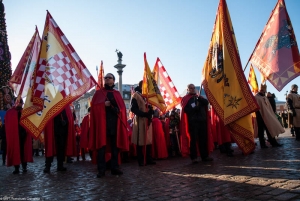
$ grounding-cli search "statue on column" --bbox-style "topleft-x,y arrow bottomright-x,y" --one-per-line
115,49 -> 123,60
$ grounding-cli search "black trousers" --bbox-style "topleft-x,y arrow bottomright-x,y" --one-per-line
188,121 -> 208,160
256,113 -> 278,146
97,134 -> 119,173
15,132 -> 27,170
45,128 -> 68,168
137,145 -> 153,164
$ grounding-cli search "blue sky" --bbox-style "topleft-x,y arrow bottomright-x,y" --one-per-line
4,0 -> 300,101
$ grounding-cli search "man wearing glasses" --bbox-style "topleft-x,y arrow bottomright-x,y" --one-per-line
89,73 -> 128,178
180,84 -> 213,164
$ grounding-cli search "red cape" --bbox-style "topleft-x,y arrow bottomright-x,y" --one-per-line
211,107 -> 232,145
5,108 -> 33,166
180,94 -> 214,157
44,106 -> 76,157
163,118 -> 171,150
152,117 -> 168,159
80,114 -> 89,148
89,88 -> 129,152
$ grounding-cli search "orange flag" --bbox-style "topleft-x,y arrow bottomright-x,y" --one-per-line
249,0 -> 300,91
142,53 -> 166,113
247,64 -> 259,94
96,60 -> 104,90
202,0 -> 259,154
152,58 -> 181,112
20,11 -> 97,138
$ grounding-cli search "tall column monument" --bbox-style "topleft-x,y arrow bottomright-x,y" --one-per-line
114,49 -> 126,98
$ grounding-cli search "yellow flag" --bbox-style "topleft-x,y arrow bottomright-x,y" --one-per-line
142,53 -> 166,113
202,0 -> 259,154
247,64 -> 259,93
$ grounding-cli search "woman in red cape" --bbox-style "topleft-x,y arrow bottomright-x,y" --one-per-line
5,100 -> 33,173
151,112 -> 168,159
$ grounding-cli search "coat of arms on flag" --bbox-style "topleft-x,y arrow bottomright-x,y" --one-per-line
20,11 -> 97,138
202,0 -> 259,154
249,0 -> 300,91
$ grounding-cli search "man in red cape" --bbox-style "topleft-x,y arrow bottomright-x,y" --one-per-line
89,73 -> 128,178
180,84 -> 214,163
5,98 -> 33,174
43,105 -> 76,173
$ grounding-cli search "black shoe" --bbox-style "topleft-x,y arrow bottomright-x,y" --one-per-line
43,167 -> 50,173
146,161 -> 156,165
97,172 -> 105,178
226,152 -> 234,157
22,169 -> 28,173
111,169 -> 123,175
272,143 -> 283,147
261,145 -> 268,149
202,157 -> 213,162
13,169 -> 20,174
192,159 -> 198,164
138,162 -> 145,167
67,160 -> 73,163
57,167 -> 67,171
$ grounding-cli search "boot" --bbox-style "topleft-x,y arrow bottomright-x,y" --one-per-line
13,166 -> 20,174
22,163 -> 27,172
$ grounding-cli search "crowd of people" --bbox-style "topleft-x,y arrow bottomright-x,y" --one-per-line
0,74 -> 299,178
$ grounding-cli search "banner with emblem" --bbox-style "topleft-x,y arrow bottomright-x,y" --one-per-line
9,27 -> 41,99
249,0 -> 300,91
152,57 -> 181,112
247,64 -> 259,94
20,11 -> 97,138
202,0 -> 259,154
142,53 -> 166,113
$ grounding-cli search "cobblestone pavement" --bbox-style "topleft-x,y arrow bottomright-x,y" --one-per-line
0,129 -> 300,201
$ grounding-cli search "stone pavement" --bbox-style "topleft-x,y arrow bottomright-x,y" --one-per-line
0,129 -> 300,201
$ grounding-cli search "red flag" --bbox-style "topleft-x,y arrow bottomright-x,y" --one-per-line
96,60 -> 104,90
20,11 -> 97,138
9,27 -> 41,98
152,58 -> 181,112
249,0 -> 300,91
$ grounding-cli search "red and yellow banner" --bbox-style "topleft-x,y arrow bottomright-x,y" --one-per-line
152,58 -> 181,112
249,0 -> 300,91
10,27 -> 41,98
247,64 -> 259,94
96,60 -> 104,90
142,53 -> 166,113
202,0 -> 259,154
20,11 -> 97,138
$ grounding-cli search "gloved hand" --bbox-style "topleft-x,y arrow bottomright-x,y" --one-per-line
293,109 -> 297,117
113,107 -> 120,114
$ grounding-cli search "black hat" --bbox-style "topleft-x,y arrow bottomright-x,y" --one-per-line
291,84 -> 298,90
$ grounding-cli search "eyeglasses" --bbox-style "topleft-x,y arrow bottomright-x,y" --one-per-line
104,77 -> 113,79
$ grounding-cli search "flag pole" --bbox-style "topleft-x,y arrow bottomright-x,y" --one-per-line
243,4 -> 277,72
